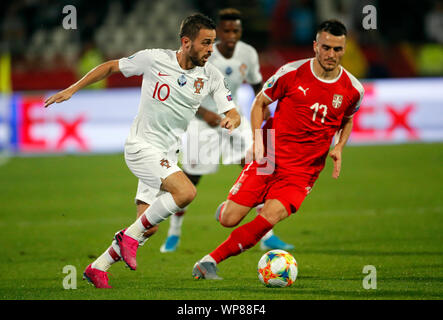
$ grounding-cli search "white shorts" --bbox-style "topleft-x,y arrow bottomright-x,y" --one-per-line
124,146 -> 181,205
181,115 -> 252,175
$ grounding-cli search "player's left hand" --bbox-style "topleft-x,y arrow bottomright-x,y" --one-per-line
220,116 -> 235,133
329,148 -> 342,179
220,110 -> 241,133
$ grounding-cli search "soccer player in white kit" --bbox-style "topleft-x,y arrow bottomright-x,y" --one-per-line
160,8 -> 294,253
44,14 -> 241,288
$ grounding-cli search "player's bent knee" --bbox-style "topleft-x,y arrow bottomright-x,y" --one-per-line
174,184 -> 197,208
259,211 -> 282,226
259,203 -> 288,226
219,202 -> 249,228
161,171 -> 197,207
219,214 -> 241,228
184,184 -> 197,204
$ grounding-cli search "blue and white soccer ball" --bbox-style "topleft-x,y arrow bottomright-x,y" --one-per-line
257,249 -> 298,287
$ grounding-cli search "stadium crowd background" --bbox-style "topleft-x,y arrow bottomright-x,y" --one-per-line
1,0 -> 442,93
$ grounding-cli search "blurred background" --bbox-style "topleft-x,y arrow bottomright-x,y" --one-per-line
0,0 -> 442,154
2,0 -> 443,89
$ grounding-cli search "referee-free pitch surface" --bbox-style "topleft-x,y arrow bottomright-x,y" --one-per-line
0,143 -> 442,300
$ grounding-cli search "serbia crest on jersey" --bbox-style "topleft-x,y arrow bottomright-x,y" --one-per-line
262,58 -> 364,175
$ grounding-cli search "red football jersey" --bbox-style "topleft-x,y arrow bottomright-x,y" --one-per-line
262,58 -> 364,176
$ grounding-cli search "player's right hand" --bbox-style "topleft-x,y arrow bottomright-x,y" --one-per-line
329,148 -> 342,179
44,88 -> 74,108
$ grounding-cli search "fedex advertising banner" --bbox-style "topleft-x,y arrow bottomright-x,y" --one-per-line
350,78 -> 443,144
0,78 -> 442,155
1,89 -> 139,154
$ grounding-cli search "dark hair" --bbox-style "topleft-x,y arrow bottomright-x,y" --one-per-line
317,19 -> 347,37
179,13 -> 216,40
218,8 -> 242,22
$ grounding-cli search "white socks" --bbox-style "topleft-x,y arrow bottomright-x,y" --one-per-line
261,229 -> 274,241
91,193 -> 182,272
91,239 -> 121,272
200,254 -> 217,265
167,207 -> 187,236
126,193 -> 181,242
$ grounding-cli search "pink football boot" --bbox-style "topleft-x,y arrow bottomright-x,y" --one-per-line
83,264 -> 112,289
114,229 -> 139,270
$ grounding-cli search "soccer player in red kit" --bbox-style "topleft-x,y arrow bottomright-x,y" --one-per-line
192,20 -> 365,279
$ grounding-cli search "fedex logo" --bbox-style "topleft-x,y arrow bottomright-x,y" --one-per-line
11,95 -> 88,153
352,103 -> 418,141
4,89 -> 141,154
350,83 -> 422,143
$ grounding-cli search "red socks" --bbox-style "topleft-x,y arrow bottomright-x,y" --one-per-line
209,215 -> 273,264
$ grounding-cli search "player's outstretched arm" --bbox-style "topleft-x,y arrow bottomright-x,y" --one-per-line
44,60 -> 120,108
220,108 -> 241,133
329,116 -> 354,179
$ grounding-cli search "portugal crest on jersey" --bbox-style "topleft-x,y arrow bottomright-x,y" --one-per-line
332,94 -> 343,109
194,78 -> 204,94
160,159 -> 171,169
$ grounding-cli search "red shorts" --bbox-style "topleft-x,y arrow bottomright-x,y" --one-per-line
227,161 -> 318,215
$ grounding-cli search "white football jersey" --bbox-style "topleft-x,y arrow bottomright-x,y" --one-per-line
119,48 -> 235,153
200,40 -> 262,113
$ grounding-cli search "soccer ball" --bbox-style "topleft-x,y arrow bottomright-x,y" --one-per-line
257,250 -> 298,287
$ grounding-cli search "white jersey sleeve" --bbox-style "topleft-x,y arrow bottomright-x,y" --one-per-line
119,49 -> 155,77
343,69 -> 365,118
209,66 -> 236,114
246,46 -> 262,85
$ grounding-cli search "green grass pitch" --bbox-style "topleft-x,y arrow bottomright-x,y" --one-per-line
0,143 -> 442,300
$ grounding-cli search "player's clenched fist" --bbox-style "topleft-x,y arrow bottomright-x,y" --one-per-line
220,117 -> 235,133
44,88 -> 74,108
220,108 -> 241,133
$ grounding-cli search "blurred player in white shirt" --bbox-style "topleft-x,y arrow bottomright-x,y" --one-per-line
160,8 -> 294,253
44,13 -> 241,288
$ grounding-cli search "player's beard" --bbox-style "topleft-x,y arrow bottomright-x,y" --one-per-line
319,57 -> 338,72
189,45 -> 209,67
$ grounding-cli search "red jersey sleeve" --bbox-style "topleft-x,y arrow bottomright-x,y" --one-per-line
262,66 -> 294,102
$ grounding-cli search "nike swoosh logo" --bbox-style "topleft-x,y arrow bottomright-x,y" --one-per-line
158,72 -> 169,76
